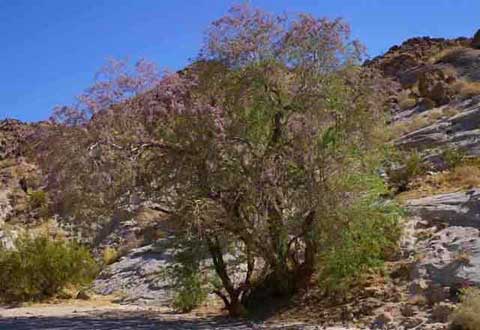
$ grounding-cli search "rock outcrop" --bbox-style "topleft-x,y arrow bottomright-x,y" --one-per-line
93,241 -> 175,305
407,190 -> 480,288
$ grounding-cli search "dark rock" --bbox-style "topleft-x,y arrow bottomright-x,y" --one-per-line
76,290 -> 90,300
472,29 -> 480,49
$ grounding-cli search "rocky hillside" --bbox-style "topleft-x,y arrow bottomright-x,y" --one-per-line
3,29 -> 480,330
363,30 -> 480,329
91,29 -> 480,329
0,119 -> 53,248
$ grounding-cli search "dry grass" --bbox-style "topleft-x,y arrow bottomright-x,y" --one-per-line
390,105 -> 462,138
453,80 -> 480,99
429,46 -> 468,64
397,162 -> 480,201
450,288 -> 480,330
390,116 -> 430,138
398,98 -> 417,110
102,247 -> 120,266
397,90 -> 417,110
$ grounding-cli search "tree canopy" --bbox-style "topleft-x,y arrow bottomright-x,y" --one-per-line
37,3 -> 401,316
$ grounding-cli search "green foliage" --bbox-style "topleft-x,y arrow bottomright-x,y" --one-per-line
172,272 -> 208,313
28,190 -> 47,209
162,238 -> 210,312
318,175 -> 402,294
450,288 -> 480,330
38,3 -> 399,316
0,235 -> 98,303
443,148 -> 465,169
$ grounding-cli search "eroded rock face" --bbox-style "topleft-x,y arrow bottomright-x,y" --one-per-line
415,226 -> 480,287
93,241 -> 175,305
366,36 -> 470,81
407,189 -> 480,227
394,98 -> 480,170
407,190 -> 480,288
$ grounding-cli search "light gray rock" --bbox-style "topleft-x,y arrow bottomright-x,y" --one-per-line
394,98 -> 480,163
407,189 -> 480,227
414,226 -> 480,286
93,241 -> 176,305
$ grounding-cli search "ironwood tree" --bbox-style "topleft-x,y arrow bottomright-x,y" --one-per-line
37,4 -> 400,316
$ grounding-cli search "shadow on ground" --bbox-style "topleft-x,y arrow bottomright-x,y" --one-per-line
0,313 -> 262,330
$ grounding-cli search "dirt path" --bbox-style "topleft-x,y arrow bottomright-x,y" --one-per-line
0,303 -> 352,330
0,304 -> 255,330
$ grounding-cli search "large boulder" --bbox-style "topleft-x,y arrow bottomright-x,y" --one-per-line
417,68 -> 456,106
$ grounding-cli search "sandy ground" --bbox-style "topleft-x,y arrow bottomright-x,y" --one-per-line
0,302 -> 256,330
0,300 -> 355,330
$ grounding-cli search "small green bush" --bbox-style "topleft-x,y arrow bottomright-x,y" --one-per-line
172,272 -> 208,313
28,190 -> 47,209
443,148 -> 465,169
450,288 -> 480,330
317,177 -> 402,294
162,237 -> 209,312
0,235 -> 98,303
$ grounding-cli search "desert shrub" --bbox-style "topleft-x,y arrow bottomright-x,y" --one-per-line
397,89 -> 417,110
162,238 -> 209,312
453,80 -> 480,99
449,288 -> 480,330
172,272 -> 208,313
318,177 -> 402,294
102,246 -> 120,265
388,151 -> 426,192
398,97 -> 417,110
28,190 -> 47,209
430,46 -> 468,64
0,235 -> 98,303
443,148 -> 465,169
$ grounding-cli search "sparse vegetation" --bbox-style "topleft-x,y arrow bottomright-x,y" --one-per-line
453,80 -> 480,99
28,190 -> 47,209
449,288 -> 480,330
388,151 -> 426,192
443,148 -> 466,169
102,246 -> 120,265
398,159 -> 480,201
390,105 -> 463,138
430,46 -> 468,64
0,235 -> 98,303
390,117 -> 430,137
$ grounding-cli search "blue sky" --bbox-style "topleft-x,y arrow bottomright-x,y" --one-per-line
1,0 -> 479,122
